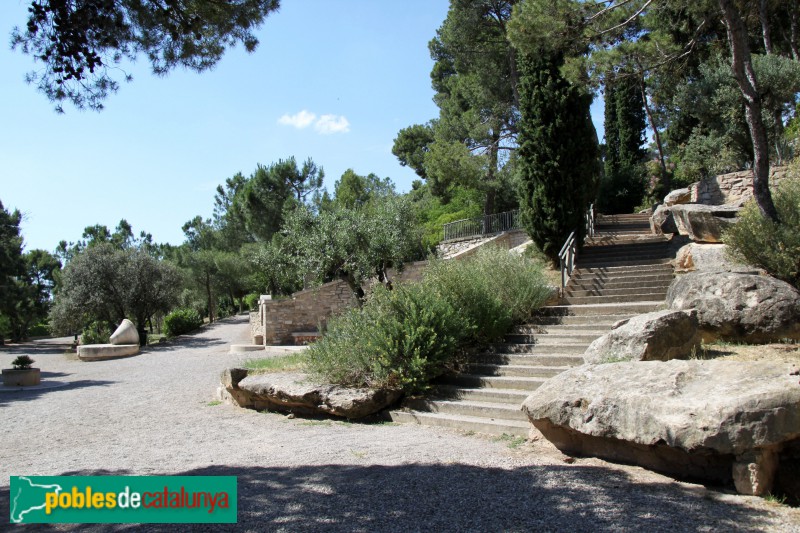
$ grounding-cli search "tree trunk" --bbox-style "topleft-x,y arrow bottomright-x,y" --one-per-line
638,76 -> 670,191
718,0 -> 779,222
759,0 -> 773,54
205,272 -> 214,323
792,1 -> 800,60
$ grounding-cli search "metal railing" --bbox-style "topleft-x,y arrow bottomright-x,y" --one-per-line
559,204 -> 595,291
442,209 -> 520,242
558,231 -> 577,291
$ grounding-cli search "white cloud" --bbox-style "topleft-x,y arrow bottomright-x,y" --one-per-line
314,114 -> 350,135
277,110 -> 317,129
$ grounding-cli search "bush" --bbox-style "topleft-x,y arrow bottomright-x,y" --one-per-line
80,321 -> 110,345
27,322 -> 50,337
163,308 -> 203,338
11,355 -> 35,369
307,284 -> 465,393
244,293 -> 261,311
724,178 -> 800,289
306,245 -> 551,393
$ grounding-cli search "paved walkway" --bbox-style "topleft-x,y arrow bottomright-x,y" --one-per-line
1,316 -> 798,531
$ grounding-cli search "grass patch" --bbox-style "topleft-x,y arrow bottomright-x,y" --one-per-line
206,400 -> 222,407
298,419 -> 333,427
764,493 -> 788,505
494,433 -> 527,449
243,353 -> 307,374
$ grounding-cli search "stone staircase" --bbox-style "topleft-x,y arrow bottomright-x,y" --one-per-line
388,213 -> 675,436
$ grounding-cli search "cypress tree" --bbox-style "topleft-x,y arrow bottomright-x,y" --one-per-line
517,53 -> 600,261
599,75 -> 647,213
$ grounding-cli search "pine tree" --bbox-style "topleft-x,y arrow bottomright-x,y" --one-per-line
517,53 -> 600,261
600,76 -> 648,213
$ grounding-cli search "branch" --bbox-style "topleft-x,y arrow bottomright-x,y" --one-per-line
594,0 -> 653,37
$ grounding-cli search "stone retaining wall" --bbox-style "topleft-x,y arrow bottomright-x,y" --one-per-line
251,260 -> 429,345
690,166 -> 790,206
437,229 -> 529,259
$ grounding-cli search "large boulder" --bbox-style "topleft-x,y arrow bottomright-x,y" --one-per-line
583,310 -> 701,364
650,204 -> 678,235
110,319 -> 139,346
220,369 -> 402,419
522,360 -> 800,497
669,204 -> 740,243
673,243 -> 753,273
667,272 -> 800,343
664,188 -> 691,206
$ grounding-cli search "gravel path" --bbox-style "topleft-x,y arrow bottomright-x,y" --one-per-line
2,316 -> 799,532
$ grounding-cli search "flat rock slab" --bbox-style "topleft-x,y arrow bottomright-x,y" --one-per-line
523,360 -> 800,496
78,344 -> 139,361
221,369 -> 401,419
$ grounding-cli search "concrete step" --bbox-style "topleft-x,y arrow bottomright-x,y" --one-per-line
572,263 -> 674,277
437,373 -> 547,390
486,342 -> 589,354
580,242 -> 672,256
513,324 -> 613,333
565,284 -> 671,298
476,353 -> 586,367
576,257 -> 673,269
503,332 -> 605,344
567,275 -> 674,291
387,409 -> 529,437
540,302 -> 663,316
587,234 -> 664,244
433,385 -> 531,404
465,363 -> 570,378
404,398 -> 528,422
561,292 -> 668,305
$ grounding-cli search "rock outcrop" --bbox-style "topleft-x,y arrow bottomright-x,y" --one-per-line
583,310 -> 701,364
219,369 -> 402,419
673,243 -> 752,273
667,272 -> 800,343
650,205 -> 678,235
664,188 -> 691,206
110,319 -> 139,345
669,204 -> 740,243
522,360 -> 800,497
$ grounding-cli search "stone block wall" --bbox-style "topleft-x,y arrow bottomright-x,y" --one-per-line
252,260 -> 429,345
438,229 -> 529,259
690,166 -> 790,206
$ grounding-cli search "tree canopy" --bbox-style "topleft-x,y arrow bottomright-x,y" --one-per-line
11,0 -> 280,111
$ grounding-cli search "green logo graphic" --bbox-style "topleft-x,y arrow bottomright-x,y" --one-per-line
9,476 -> 237,524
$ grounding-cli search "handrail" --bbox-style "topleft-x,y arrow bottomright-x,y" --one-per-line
558,231 -> 577,291
442,209 -> 520,242
559,203 -> 595,293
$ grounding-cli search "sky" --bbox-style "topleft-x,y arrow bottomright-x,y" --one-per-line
0,0 -> 604,253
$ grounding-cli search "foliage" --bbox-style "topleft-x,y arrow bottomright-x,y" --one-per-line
163,308 -> 204,338
26,321 -> 51,337
243,239 -> 301,297
11,0 -> 280,111
10,355 -> 35,370
50,243 -> 181,338
394,0 -> 520,215
307,246 -> 551,393
600,75 -> 648,213
80,321 -> 110,345
516,52 -> 599,260
283,195 -> 422,300
407,181 -> 483,250
243,293 -> 261,311
332,169 -> 395,210
725,178 -> 800,288
306,284 -> 465,393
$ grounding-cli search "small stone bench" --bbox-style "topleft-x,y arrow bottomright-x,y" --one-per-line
77,344 -> 139,361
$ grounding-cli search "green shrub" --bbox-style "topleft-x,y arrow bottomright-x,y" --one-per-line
163,308 -> 204,338
724,179 -> 800,288
424,246 -> 552,341
306,245 -> 551,393
27,322 -> 51,337
244,293 -> 261,311
11,355 -> 35,369
307,284 -> 465,393
81,321 -> 110,345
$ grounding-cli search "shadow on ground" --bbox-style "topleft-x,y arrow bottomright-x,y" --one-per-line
0,463 -> 782,532
0,379 -> 116,407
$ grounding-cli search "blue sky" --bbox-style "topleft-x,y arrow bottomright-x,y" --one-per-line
1,0 -> 603,253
